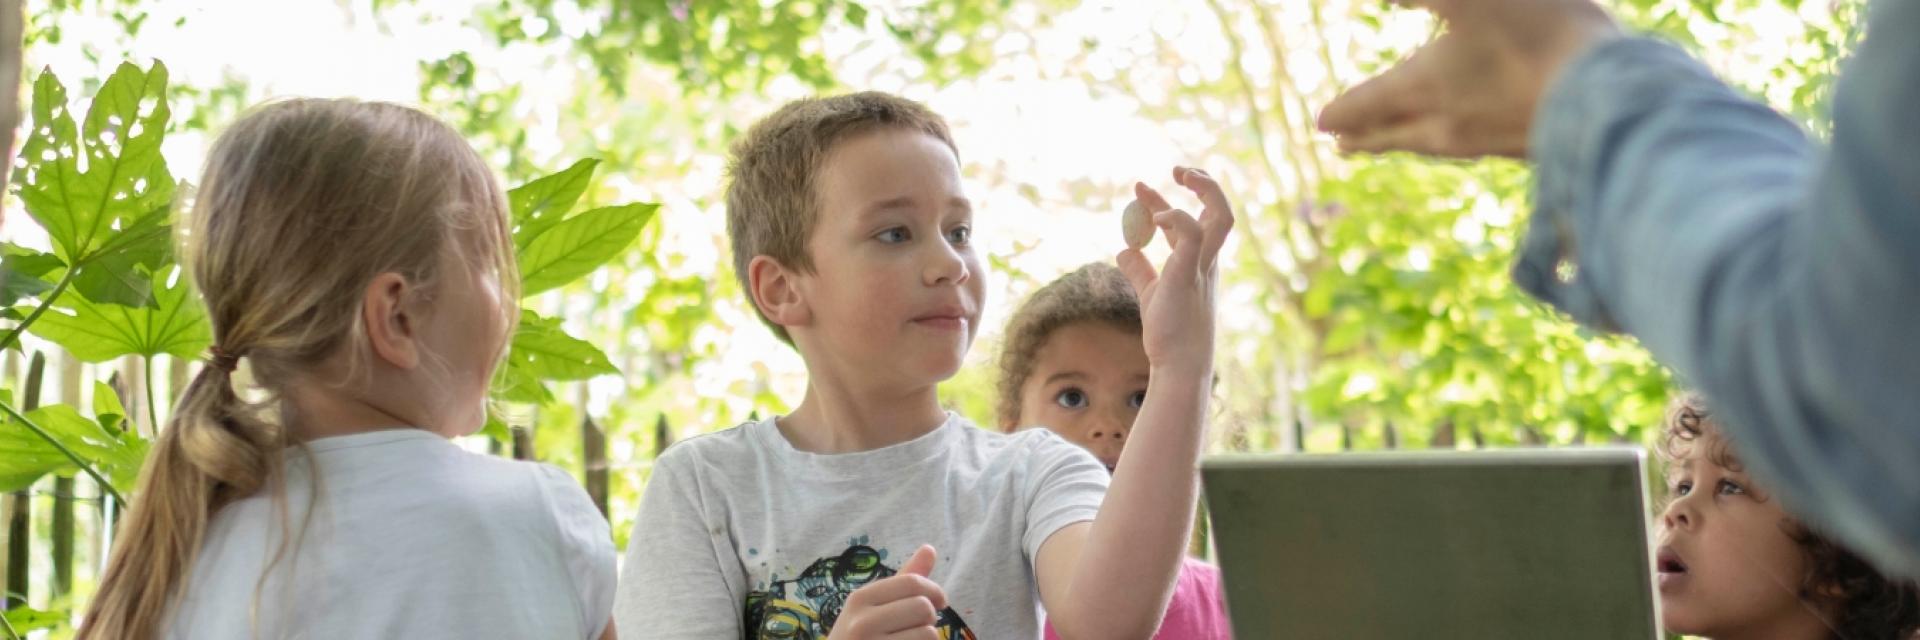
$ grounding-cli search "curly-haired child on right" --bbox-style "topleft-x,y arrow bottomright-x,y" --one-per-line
1657,392 -> 1919,640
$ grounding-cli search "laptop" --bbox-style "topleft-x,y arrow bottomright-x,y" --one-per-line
1201,447 -> 1659,639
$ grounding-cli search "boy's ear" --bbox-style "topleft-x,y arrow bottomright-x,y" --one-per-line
363,272 -> 423,370
747,255 -> 811,330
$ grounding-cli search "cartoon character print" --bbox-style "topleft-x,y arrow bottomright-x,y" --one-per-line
743,544 -> 977,640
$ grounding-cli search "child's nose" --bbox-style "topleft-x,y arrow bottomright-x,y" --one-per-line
1662,502 -> 1695,531
921,243 -> 970,286
1088,415 -> 1129,442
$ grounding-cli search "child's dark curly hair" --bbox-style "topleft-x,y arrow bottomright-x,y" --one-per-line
994,262 -> 1140,429
1661,393 -> 1920,640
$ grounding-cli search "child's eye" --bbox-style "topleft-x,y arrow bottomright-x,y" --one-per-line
1673,481 -> 1693,497
876,227 -> 910,243
1128,390 -> 1146,409
1716,480 -> 1747,496
1054,388 -> 1088,409
946,225 -> 971,245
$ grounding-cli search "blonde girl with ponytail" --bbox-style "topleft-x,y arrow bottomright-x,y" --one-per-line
77,99 -> 616,640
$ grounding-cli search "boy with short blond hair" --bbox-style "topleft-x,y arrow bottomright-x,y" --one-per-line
615,91 -> 1235,639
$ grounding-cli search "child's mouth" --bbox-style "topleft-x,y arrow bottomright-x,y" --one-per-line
1656,546 -> 1689,590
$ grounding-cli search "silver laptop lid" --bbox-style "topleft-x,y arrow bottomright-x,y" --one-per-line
1202,447 -> 1658,639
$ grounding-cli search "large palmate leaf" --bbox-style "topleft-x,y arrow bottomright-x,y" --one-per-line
13,62 -> 175,309
15,61 -> 173,267
0,404 -> 146,495
0,243 -> 61,307
29,264 -> 210,362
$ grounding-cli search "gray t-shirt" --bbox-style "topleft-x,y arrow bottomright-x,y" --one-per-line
615,412 -> 1109,639
166,429 -> 616,639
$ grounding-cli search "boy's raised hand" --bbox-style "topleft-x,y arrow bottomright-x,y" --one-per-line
828,545 -> 948,640
1117,167 -> 1236,374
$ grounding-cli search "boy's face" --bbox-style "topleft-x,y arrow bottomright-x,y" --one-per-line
1656,439 -> 1824,637
1011,321 -> 1148,472
787,128 -> 983,390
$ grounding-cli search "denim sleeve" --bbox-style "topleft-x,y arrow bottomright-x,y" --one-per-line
1515,2 -> 1920,578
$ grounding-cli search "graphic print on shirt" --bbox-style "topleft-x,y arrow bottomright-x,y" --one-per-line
743,542 -> 977,640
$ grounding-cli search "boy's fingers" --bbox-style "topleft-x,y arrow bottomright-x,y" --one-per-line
1174,167 -> 1228,212
862,597 -> 941,635
899,545 -> 937,577
1175,167 -> 1237,260
1153,209 -> 1204,256
1133,181 -> 1173,214
1116,248 -> 1158,297
879,628 -> 942,640
847,573 -> 949,612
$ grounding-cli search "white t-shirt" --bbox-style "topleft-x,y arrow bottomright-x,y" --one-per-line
166,429 -> 616,640
614,412 -> 1110,639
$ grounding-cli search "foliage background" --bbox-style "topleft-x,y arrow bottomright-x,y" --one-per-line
0,0 -> 1864,634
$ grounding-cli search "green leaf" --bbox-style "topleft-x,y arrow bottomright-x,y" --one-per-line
478,410 -> 511,444
0,404 -> 146,495
93,380 -> 126,434
29,265 -> 211,362
16,62 -> 174,266
507,310 -> 619,381
492,359 -> 553,404
508,158 -> 599,249
69,209 -> 172,308
0,244 -> 62,306
3,605 -> 65,634
517,202 -> 656,295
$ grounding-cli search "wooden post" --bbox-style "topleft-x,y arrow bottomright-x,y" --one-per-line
49,353 -> 80,597
580,383 -> 608,517
511,406 -> 535,461
1430,419 -> 1456,449
5,352 -> 44,610
120,354 -> 147,437
653,414 -> 673,460
582,415 -> 608,517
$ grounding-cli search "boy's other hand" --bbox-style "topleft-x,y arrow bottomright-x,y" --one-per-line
1117,166 -> 1235,375
1317,0 -> 1620,158
828,545 -> 948,640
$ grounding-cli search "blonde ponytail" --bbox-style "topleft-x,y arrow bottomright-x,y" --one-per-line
76,98 -> 515,639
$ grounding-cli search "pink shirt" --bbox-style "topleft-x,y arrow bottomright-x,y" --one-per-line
1043,557 -> 1233,639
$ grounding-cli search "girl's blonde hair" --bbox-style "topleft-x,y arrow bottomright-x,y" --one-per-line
78,98 -> 517,639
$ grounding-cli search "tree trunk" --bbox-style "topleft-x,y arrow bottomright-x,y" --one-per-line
0,0 -> 23,228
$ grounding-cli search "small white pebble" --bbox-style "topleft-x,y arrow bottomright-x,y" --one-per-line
1122,200 -> 1154,249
